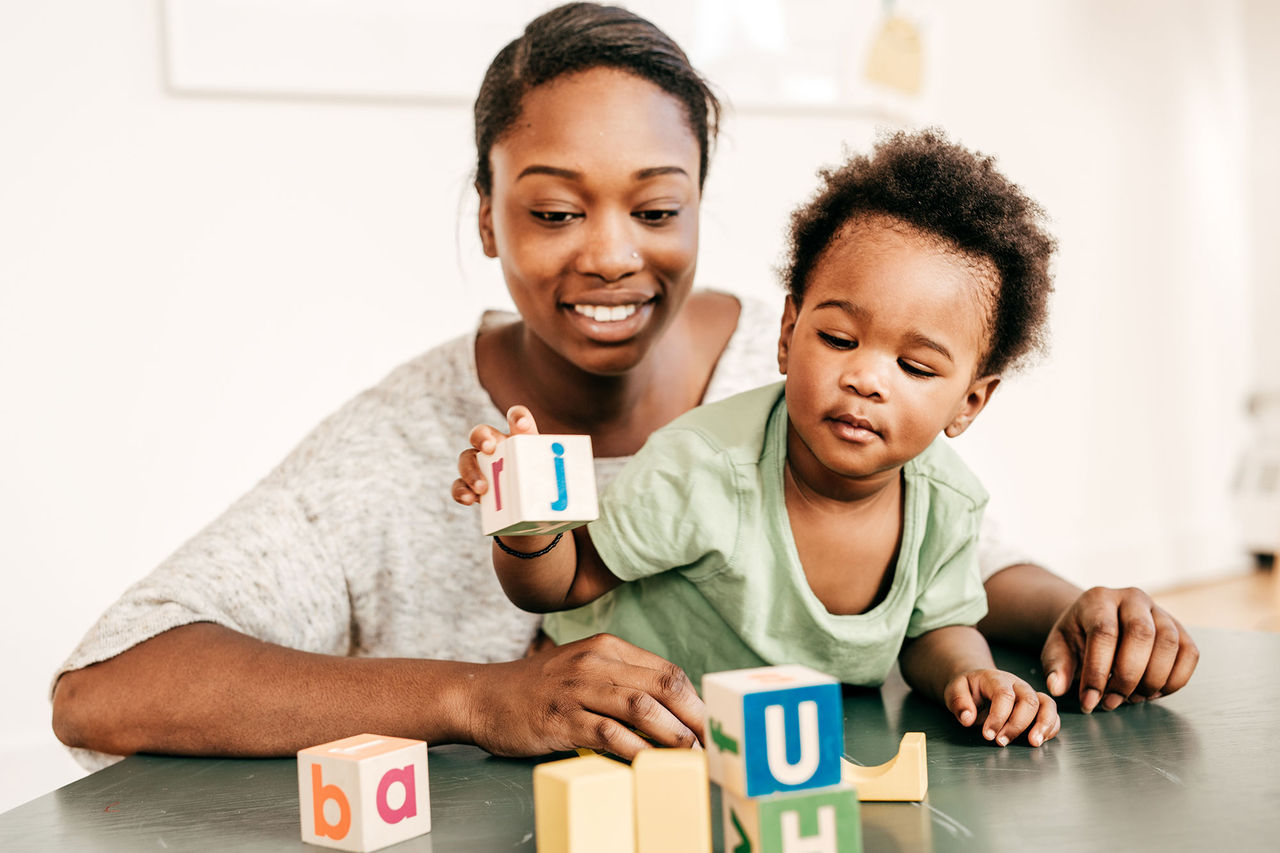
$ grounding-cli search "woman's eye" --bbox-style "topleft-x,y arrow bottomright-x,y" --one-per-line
531,210 -> 580,224
633,209 -> 678,223
899,359 -> 936,378
818,331 -> 855,350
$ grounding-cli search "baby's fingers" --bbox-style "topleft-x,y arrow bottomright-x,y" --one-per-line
991,682 -> 1043,747
506,405 -> 540,436
944,677 -> 979,728
1025,692 -> 1060,747
977,678 -> 1017,745
468,423 -> 510,455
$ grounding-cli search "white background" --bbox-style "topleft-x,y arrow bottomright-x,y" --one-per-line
1,1 -> 1276,812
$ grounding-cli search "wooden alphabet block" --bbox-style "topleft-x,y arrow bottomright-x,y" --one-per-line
477,434 -> 598,536
702,664 -> 844,799
633,749 -> 711,853
297,733 -> 430,852
722,784 -> 862,853
841,732 -> 928,801
534,754 -> 635,853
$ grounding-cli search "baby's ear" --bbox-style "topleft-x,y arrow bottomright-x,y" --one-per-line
944,375 -> 1001,438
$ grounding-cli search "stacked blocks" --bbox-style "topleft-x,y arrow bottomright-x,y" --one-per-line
297,733 -> 430,852
704,664 -> 862,853
477,434 -> 598,537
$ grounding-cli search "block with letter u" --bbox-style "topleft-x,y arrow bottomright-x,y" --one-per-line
703,664 -> 844,798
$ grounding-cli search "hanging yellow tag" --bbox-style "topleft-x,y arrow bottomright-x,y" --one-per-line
865,15 -> 923,96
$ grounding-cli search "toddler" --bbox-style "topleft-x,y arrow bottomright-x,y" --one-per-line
455,129 -> 1060,747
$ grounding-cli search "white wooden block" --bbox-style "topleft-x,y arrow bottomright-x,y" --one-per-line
633,749 -> 711,853
297,733 -> 430,852
722,784 -> 862,853
702,664 -> 844,799
534,754 -> 635,853
477,434 -> 598,537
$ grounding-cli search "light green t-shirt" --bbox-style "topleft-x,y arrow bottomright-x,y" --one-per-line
544,382 -> 989,688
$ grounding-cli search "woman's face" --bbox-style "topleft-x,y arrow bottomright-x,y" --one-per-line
479,67 -> 702,376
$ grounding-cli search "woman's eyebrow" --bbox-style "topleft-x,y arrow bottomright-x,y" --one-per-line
515,165 -> 691,182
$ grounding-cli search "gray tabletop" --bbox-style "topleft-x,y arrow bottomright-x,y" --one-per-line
3,628 -> 1277,852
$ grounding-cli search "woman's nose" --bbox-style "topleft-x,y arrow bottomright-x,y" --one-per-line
574,214 -> 643,281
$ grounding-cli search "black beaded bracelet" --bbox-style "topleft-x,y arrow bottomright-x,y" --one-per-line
493,532 -> 564,559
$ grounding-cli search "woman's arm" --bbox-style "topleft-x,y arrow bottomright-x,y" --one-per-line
979,563 -> 1199,712
52,622 -> 703,760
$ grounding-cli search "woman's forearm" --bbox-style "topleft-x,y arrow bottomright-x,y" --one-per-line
978,563 -> 1082,647
51,622 -> 480,758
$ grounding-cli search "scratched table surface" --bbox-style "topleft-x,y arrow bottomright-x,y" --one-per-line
3,627 -> 1278,852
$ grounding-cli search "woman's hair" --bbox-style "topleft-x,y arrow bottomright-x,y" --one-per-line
782,128 -> 1056,375
473,2 -> 721,195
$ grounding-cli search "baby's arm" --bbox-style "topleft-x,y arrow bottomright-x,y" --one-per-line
898,625 -> 1060,747
452,405 -> 621,612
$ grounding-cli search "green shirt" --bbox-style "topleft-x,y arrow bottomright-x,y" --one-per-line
544,382 -> 989,688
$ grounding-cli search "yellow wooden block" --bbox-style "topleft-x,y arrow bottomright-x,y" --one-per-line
534,754 -> 635,853
841,732 -> 928,801
633,749 -> 711,853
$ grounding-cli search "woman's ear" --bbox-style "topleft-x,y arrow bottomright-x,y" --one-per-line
777,296 -> 799,376
944,375 -> 1001,438
477,189 -> 498,258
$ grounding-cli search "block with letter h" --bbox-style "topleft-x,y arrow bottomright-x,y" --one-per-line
477,434 -> 598,537
704,664 -> 862,853
298,733 -> 430,852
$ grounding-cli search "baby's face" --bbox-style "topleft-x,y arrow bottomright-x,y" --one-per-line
778,217 -> 999,490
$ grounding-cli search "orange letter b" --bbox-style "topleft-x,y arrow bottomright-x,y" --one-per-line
312,763 -> 351,840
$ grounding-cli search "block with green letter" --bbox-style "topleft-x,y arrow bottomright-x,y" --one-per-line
721,784 -> 861,853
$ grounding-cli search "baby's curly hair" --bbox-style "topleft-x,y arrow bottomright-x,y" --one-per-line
782,128 -> 1055,375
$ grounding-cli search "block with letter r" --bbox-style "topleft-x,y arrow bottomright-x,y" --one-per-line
477,433 -> 598,537
702,664 -> 843,799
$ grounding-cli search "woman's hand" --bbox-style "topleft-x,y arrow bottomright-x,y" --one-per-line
945,669 -> 1059,747
466,633 -> 705,760
1041,586 -> 1199,713
452,405 -> 539,507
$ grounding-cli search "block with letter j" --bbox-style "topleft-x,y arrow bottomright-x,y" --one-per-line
477,434 -> 598,537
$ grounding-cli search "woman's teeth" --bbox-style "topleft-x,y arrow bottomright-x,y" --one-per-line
573,304 -> 639,322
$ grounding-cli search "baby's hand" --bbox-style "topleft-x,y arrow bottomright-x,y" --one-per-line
945,669 -> 1060,747
451,405 -> 540,507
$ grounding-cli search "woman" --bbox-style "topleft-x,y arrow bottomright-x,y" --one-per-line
52,2 -> 1196,766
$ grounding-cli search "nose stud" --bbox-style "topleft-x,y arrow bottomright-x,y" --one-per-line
631,251 -> 639,259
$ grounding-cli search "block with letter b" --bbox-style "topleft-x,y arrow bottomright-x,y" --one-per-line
702,664 -> 843,798
477,433 -> 598,537
297,733 -> 430,852
722,784 -> 862,853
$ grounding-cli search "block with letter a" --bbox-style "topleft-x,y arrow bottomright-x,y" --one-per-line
297,733 -> 430,852
477,433 -> 598,537
702,664 -> 844,799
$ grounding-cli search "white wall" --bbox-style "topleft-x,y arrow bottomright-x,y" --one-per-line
0,1 -> 1272,812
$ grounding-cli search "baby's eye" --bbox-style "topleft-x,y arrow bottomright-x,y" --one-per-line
633,209 -> 679,223
818,331 -> 855,350
531,210 -> 581,224
898,359 -> 937,378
